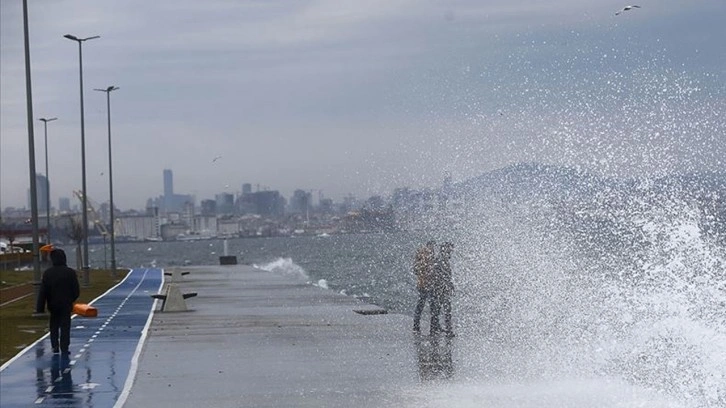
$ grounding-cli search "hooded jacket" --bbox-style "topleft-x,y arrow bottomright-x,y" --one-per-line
36,249 -> 80,313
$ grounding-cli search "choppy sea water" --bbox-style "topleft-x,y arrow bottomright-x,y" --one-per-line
85,183 -> 725,407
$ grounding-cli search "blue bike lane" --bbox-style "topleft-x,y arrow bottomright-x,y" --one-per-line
0,268 -> 163,407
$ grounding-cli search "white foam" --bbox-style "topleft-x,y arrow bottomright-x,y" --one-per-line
253,257 -> 310,280
401,378 -> 688,408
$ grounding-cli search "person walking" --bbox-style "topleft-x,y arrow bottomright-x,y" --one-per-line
36,249 -> 80,354
413,240 -> 438,334
433,242 -> 455,337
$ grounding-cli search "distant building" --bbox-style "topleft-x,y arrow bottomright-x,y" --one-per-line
242,183 -> 252,195
159,170 -> 194,213
200,199 -> 216,216
192,215 -> 217,236
319,198 -> 334,214
28,174 -> 49,212
117,208 -> 160,240
215,193 -> 235,215
247,191 -> 285,217
163,169 -> 173,198
217,217 -> 240,237
289,189 -> 312,215
58,197 -> 71,212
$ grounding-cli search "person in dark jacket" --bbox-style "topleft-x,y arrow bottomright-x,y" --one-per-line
413,240 -> 438,334
36,249 -> 80,354
433,242 -> 455,337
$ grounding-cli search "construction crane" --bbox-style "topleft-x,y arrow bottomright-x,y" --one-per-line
73,190 -> 109,237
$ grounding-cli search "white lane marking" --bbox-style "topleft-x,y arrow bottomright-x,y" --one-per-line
45,386 -> 54,392
115,268 -> 163,408
34,397 -> 45,404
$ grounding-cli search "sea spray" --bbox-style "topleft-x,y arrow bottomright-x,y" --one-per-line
253,257 -> 310,281
432,173 -> 726,407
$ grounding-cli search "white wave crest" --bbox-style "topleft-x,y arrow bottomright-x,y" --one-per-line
253,257 -> 310,281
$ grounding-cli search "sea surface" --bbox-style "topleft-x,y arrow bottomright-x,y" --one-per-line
88,233 -> 423,314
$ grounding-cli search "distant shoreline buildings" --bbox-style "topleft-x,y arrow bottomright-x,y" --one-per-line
2,164 -> 724,247
3,168 -> 458,243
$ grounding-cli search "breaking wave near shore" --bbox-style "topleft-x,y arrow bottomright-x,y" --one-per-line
413,167 -> 726,408
253,257 -> 310,281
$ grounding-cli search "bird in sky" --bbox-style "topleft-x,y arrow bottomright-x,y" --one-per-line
616,5 -> 641,15
212,155 -> 222,163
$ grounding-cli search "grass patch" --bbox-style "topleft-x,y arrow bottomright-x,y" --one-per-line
0,268 -> 128,365
0,270 -> 35,288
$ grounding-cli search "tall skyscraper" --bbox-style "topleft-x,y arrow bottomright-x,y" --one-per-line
28,174 -> 49,212
242,183 -> 252,195
163,169 -> 174,198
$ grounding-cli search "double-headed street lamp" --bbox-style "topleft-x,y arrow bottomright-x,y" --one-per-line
64,34 -> 99,286
38,117 -> 57,243
94,86 -> 119,277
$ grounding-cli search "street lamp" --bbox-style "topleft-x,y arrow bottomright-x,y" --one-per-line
64,33 -> 99,286
94,85 -> 119,277
22,0 -> 42,312
38,117 -> 57,244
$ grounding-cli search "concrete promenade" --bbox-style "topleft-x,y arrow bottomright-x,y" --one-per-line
121,264 -> 441,407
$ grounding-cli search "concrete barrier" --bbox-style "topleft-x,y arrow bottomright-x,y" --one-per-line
151,283 -> 197,312
164,269 -> 190,282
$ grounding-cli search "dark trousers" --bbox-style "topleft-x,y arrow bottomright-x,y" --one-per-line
49,307 -> 72,351
438,293 -> 452,333
413,289 -> 440,332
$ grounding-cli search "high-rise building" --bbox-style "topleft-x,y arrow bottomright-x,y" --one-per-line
160,169 -> 194,213
289,189 -> 312,215
200,199 -> 217,216
163,169 -> 174,198
242,183 -> 252,195
28,174 -> 49,212
215,193 -> 235,215
59,197 -> 71,212
252,191 -> 285,217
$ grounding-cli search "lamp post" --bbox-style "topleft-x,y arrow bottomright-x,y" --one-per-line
94,85 -> 119,277
38,117 -> 57,244
64,34 -> 99,286
22,0 -> 42,311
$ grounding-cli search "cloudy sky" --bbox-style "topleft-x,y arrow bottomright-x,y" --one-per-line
1,0 -> 724,210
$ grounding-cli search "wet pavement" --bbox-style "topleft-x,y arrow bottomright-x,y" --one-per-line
2,265 -> 456,407
122,265 -> 430,408
0,268 -> 162,407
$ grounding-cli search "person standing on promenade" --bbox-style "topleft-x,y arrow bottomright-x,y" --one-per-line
36,249 -> 80,354
413,240 -> 438,334
433,242 -> 455,337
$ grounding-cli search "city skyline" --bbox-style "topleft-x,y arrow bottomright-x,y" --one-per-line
2,1 -> 725,210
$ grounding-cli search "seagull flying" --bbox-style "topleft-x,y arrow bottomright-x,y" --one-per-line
615,5 -> 641,15
212,155 -> 222,163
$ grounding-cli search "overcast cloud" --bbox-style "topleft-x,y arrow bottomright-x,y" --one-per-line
1,0 -> 724,210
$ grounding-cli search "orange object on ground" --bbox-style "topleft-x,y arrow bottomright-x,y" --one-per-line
73,303 -> 98,317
